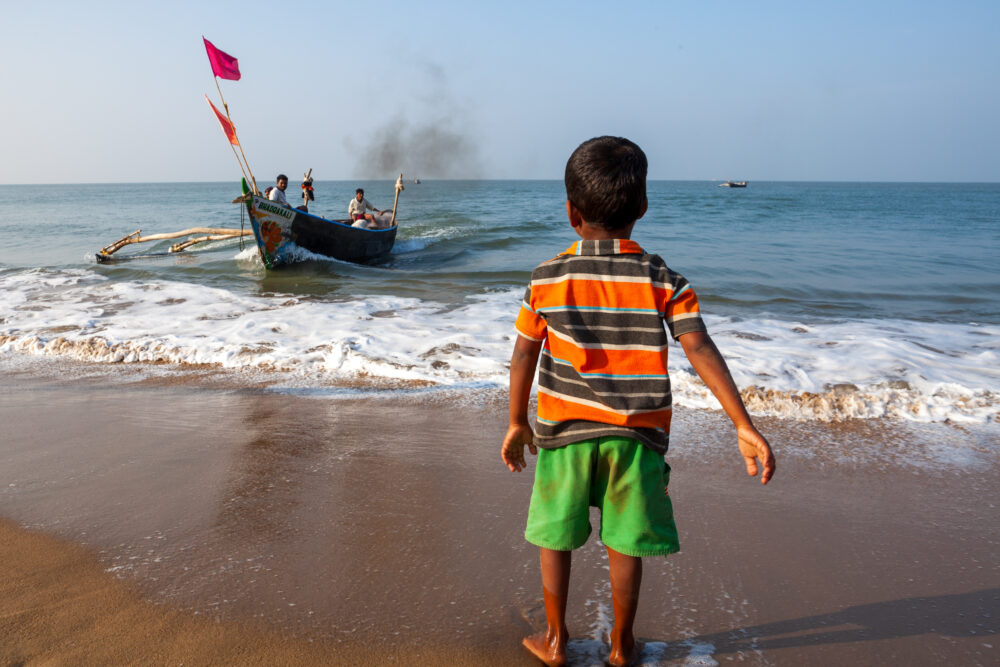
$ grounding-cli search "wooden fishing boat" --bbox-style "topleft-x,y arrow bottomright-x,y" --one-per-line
98,41 -> 407,268
94,174 -> 404,266
98,42 -> 408,268
242,174 -> 403,269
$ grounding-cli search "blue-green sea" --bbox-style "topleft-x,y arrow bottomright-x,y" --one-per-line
1,180 -> 998,423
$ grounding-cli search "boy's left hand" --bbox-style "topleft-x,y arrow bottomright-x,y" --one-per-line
501,423 -> 537,472
737,424 -> 776,484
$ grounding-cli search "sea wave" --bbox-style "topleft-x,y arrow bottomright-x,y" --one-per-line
392,237 -> 438,254
1,268 -> 997,424
232,236 -> 440,264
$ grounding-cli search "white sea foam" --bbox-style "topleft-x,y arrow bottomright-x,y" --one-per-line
233,245 -> 262,263
393,237 -> 438,253
571,554 -> 694,666
233,236 -> 437,264
235,242 -> 353,267
1,268 -> 997,424
0,268 -> 514,385
679,641 -> 719,666
672,316 -> 1000,423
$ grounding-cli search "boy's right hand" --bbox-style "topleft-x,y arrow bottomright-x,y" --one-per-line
737,424 -> 776,484
501,423 -> 537,472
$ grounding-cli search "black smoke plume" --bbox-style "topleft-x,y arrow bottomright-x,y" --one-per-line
348,64 -> 481,179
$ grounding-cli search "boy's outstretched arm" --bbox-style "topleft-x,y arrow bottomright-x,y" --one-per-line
502,335 -> 543,472
679,331 -> 776,484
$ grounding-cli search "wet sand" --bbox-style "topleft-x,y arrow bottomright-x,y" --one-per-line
1,367 -> 997,665
0,517 -> 518,666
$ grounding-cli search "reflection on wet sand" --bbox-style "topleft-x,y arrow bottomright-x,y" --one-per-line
167,390 -> 535,647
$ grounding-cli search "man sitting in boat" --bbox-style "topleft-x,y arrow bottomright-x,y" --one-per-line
266,174 -> 290,206
349,188 -> 383,227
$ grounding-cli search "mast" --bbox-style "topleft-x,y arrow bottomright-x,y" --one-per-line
389,174 -> 404,227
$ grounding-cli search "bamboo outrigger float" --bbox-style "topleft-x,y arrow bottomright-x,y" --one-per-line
95,227 -> 253,263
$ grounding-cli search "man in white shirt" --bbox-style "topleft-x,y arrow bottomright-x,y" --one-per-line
349,188 -> 382,227
268,174 -> 289,206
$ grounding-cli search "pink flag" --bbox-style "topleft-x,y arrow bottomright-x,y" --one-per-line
205,95 -> 240,146
203,37 -> 240,81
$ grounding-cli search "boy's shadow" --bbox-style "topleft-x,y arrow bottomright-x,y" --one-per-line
654,588 -> 998,660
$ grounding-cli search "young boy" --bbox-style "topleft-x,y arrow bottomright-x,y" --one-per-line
501,136 -> 775,667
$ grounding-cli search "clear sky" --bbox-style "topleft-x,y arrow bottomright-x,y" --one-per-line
2,0 -> 998,183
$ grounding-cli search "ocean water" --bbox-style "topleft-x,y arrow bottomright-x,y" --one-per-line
1,180 -> 998,424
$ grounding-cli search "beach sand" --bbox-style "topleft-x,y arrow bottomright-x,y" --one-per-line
1,365 -> 997,665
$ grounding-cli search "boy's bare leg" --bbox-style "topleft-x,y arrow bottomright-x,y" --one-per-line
606,547 -> 644,667
523,548 -> 571,667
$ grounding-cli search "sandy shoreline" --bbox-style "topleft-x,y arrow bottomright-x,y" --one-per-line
1,518 -> 519,666
1,365 -> 997,665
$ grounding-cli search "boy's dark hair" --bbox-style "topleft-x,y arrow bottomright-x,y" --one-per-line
277,174 -> 288,182
564,136 -> 647,229
356,188 -> 365,195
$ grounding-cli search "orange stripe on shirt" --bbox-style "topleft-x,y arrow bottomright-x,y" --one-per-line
538,389 -> 672,430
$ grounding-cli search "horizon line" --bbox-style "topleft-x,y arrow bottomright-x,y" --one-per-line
2,178 -> 998,187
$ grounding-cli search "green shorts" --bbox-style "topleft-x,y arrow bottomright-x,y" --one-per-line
525,436 -> 679,557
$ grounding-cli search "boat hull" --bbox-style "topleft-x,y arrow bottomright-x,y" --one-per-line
244,192 -> 396,268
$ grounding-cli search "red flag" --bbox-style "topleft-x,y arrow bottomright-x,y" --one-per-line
205,95 -> 239,146
203,37 -> 240,81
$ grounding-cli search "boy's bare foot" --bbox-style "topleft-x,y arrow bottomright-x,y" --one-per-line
607,638 -> 644,667
522,631 -> 568,667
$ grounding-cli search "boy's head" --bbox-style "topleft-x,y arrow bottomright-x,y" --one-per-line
565,136 -> 647,230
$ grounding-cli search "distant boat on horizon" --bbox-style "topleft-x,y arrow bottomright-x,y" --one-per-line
718,180 -> 749,188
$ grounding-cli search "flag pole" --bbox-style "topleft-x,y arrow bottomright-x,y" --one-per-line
215,77 -> 258,194
228,137 -> 252,187
205,94 -> 252,191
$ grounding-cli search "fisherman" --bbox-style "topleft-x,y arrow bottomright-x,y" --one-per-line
267,174 -> 290,206
349,188 -> 382,227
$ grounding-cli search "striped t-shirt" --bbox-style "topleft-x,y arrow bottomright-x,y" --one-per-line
515,239 -> 707,454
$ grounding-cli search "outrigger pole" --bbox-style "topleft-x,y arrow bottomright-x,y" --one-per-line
96,227 -> 253,262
